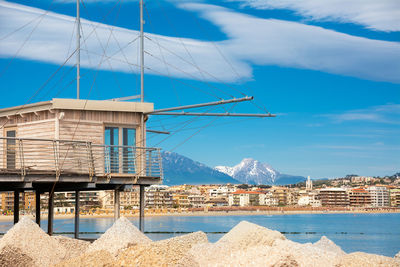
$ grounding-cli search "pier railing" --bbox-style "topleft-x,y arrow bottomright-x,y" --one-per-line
0,137 -> 162,180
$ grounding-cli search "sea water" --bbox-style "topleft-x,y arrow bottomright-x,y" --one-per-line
1,213 -> 399,257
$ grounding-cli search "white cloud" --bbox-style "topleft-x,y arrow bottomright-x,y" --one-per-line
322,104 -> 400,124
229,0 -> 400,32
0,0 -> 252,82
181,3 -> 400,83
1,1 -> 400,84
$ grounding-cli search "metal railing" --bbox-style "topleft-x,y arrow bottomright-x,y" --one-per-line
0,137 -> 162,180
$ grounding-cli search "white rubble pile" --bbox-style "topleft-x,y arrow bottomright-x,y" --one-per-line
54,250 -> 115,267
184,221 -> 287,266
313,235 -> 346,256
87,217 -> 151,257
395,250 -> 400,259
117,231 -> 208,266
52,235 -> 90,260
338,252 -> 400,267
0,217 -> 66,267
217,220 -> 286,248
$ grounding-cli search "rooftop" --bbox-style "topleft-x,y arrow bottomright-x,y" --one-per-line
0,98 -> 154,117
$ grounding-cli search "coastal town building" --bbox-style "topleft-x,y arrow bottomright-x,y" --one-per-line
205,198 -> 228,207
145,185 -> 173,208
306,176 -> 313,190
188,195 -> 205,208
319,188 -> 349,206
270,187 -> 289,206
259,191 -> 278,206
228,190 -> 261,206
348,188 -> 371,207
209,186 -> 236,199
389,189 -> 400,207
367,186 -> 390,207
172,193 -> 190,208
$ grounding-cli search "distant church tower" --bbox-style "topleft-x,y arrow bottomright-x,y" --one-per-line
306,176 -> 313,190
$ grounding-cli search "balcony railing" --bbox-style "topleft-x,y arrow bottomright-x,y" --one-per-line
0,137 -> 163,181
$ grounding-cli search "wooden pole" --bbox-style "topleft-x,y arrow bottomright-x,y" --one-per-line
74,190 -> 80,239
48,192 -> 54,235
35,191 -> 41,226
139,185 -> 145,232
114,189 -> 120,221
13,190 -> 19,224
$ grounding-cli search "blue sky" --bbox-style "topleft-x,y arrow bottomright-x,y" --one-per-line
0,0 -> 399,178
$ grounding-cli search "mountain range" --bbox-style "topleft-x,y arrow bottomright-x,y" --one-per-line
215,158 -> 306,185
161,152 -> 305,186
161,151 -> 239,185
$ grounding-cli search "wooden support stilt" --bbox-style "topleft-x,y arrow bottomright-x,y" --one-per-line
48,191 -> 54,235
139,185 -> 145,232
13,190 -> 20,224
35,191 -> 41,226
74,190 -> 80,239
114,189 -> 120,221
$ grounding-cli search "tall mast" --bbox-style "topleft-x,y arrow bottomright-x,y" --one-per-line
140,0 -> 144,102
76,0 -> 80,99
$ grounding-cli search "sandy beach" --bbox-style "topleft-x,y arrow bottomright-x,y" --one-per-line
1,208 -> 399,222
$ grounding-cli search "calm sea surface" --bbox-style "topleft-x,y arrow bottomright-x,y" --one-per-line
1,213 -> 399,257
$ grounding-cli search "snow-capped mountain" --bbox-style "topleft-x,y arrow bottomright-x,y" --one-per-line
215,158 -> 306,185
162,151 -> 240,185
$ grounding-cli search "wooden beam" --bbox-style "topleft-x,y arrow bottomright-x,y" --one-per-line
35,191 -> 41,226
114,189 -> 120,221
139,185 -> 145,232
13,190 -> 19,224
74,190 -> 80,239
48,191 -> 54,235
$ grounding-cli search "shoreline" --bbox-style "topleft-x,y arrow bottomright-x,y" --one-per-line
1,209 -> 399,222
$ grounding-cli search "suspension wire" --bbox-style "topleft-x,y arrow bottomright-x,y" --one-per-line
162,1 -> 270,114
0,7 -> 53,78
151,104 -> 221,147
183,3 -> 269,113
141,6 -> 181,106
0,0 -> 62,41
144,50 -> 228,99
145,36 -> 245,98
80,0 -> 125,97
40,63 -> 77,101
145,65 -> 221,99
168,102 -> 238,152
143,5 -> 232,103
0,48 -> 79,129
153,0 -> 247,99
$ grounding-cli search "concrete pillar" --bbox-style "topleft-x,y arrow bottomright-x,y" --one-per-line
13,190 -> 20,224
139,185 -> 145,232
74,190 -> 80,239
35,191 -> 41,226
48,191 -> 54,235
114,189 -> 120,221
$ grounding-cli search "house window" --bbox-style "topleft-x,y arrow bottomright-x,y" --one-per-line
6,130 -> 16,169
104,127 -> 136,173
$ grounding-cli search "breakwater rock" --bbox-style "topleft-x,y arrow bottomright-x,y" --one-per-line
0,217 -> 399,267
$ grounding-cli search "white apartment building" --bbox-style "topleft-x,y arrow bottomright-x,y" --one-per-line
367,186 -> 390,207
259,191 -> 278,206
209,186 -> 236,199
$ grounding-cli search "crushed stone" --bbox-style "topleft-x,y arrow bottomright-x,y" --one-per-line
116,231 -> 208,267
337,252 -> 400,267
395,251 -> 400,259
217,220 -> 285,248
87,217 -> 151,257
313,236 -> 346,256
0,245 -> 34,267
0,217 -> 66,267
54,250 -> 115,267
52,235 -> 90,260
